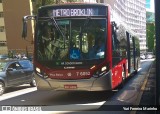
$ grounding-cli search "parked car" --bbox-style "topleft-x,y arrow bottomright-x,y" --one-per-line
0,59 -> 36,95
0,54 -> 8,60
146,54 -> 153,59
146,52 -> 155,59
140,54 -> 146,60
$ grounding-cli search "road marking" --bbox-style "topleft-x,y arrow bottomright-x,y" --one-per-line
140,78 -> 148,91
0,87 -> 37,101
129,61 -> 153,114
21,99 -> 26,102
77,101 -> 105,105
0,111 -> 72,114
39,102 -> 105,111
129,78 -> 149,114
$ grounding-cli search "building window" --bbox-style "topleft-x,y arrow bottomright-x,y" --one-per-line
0,26 -> 5,32
0,12 -> 3,18
100,0 -> 104,3
0,41 -> 7,46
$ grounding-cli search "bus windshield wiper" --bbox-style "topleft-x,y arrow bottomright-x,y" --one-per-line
39,17 -> 66,49
51,17 -> 66,49
83,16 -> 91,28
80,16 -> 91,36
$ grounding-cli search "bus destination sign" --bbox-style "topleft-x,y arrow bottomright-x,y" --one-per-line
52,8 -> 99,17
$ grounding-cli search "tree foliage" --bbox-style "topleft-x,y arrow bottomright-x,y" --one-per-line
146,23 -> 155,52
32,0 -> 81,14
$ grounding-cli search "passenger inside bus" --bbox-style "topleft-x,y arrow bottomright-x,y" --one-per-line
88,38 -> 105,59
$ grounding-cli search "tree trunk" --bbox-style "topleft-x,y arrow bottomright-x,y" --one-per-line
42,0 -> 46,6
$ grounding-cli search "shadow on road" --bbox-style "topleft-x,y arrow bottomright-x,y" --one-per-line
36,90 -> 117,105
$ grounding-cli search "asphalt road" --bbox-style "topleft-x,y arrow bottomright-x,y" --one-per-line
0,59 -> 154,113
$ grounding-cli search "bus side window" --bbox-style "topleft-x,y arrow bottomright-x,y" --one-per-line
111,22 -> 119,52
112,22 -> 121,66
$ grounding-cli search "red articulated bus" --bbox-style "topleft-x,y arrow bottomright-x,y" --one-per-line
22,3 -> 140,91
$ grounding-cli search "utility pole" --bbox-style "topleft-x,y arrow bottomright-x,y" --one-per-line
155,0 -> 160,108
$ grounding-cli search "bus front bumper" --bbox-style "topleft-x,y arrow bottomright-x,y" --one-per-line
34,71 -> 112,91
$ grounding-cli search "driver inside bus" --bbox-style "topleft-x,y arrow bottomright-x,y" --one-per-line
88,38 -> 105,59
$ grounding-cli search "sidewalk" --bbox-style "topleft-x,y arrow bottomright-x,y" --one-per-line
136,61 -> 156,114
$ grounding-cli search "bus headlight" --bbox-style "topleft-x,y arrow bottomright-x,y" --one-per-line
36,67 -> 40,73
101,66 -> 107,72
35,67 -> 48,79
93,66 -> 108,78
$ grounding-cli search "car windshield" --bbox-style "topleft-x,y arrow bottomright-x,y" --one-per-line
147,52 -> 153,55
0,61 -> 7,71
19,60 -> 33,69
36,18 -> 106,62
0,55 -> 8,60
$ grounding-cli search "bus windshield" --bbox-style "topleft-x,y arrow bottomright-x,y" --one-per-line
36,17 -> 106,63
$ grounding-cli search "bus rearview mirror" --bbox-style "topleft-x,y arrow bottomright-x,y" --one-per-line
22,15 -> 36,39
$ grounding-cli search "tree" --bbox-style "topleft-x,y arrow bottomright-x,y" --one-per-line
66,0 -> 80,2
32,0 -> 55,14
32,0 -> 81,15
146,22 -> 155,52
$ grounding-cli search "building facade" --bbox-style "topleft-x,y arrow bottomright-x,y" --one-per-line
1,0 -> 33,56
0,0 -> 147,55
0,0 -> 7,54
97,0 -> 146,52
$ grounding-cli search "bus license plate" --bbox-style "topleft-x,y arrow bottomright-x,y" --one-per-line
64,85 -> 77,89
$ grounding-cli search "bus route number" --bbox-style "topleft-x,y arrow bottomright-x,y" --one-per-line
76,71 -> 90,76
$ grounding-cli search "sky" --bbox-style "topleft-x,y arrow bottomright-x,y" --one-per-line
146,0 -> 155,12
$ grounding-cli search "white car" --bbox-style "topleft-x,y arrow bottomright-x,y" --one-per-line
146,54 -> 153,59
140,54 -> 145,60
146,52 -> 155,59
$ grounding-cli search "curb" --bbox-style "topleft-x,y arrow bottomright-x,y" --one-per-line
129,61 -> 154,114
